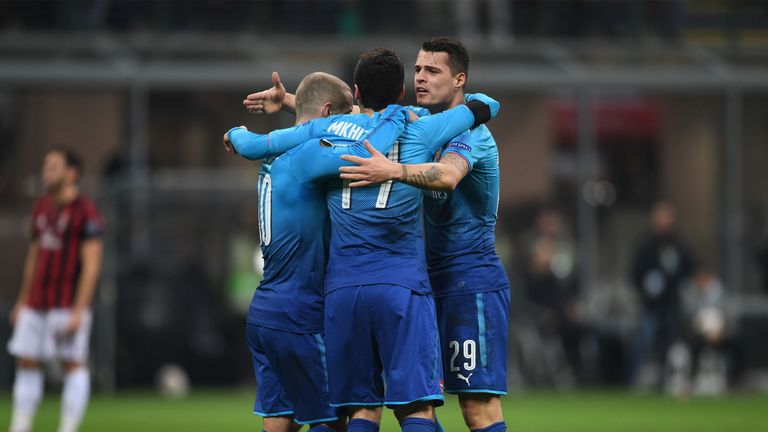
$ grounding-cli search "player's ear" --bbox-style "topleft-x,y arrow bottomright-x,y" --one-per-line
322,102 -> 333,117
454,72 -> 466,90
397,85 -> 405,102
67,167 -> 80,185
354,85 -> 361,102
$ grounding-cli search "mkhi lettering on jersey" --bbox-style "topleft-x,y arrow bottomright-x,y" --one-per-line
326,121 -> 369,141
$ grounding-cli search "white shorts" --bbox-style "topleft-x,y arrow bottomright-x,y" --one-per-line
7,307 -> 93,363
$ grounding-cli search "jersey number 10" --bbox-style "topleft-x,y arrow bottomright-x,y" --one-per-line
258,173 -> 272,246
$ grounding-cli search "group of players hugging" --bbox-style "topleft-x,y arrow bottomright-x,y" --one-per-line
228,37 -> 510,432
5,36 -> 510,432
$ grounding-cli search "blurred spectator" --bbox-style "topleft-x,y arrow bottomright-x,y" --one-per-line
680,269 -> 743,394
519,207 -> 583,384
628,200 -> 695,390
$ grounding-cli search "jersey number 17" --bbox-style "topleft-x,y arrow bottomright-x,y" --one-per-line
341,142 -> 400,209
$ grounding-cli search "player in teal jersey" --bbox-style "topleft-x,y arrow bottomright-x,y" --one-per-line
238,48 -> 499,432
230,72 -> 355,432
230,72 -> 415,432
337,38 -> 511,432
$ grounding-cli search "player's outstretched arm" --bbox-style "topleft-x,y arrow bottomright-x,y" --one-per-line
243,72 -> 296,114
340,141 -> 469,191
409,93 -> 499,154
290,105 -> 409,182
225,119 -> 321,160
339,96 -> 498,189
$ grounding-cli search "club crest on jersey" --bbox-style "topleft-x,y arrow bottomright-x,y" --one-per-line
326,121 -> 369,141
40,228 -> 62,250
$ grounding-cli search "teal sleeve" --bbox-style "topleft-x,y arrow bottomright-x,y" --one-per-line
444,130 -> 487,170
289,105 -> 409,182
406,104 -> 475,154
227,122 -> 314,160
406,105 -> 431,117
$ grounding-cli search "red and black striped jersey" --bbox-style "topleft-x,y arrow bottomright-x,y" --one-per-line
27,194 -> 104,310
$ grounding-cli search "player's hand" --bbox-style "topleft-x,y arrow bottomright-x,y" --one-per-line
243,72 -> 285,114
223,126 -> 246,154
223,132 -> 234,153
65,310 -> 84,336
339,140 -> 401,187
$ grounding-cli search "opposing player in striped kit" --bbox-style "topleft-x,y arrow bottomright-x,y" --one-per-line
8,147 -> 104,432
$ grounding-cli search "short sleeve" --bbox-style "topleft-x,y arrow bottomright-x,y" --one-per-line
442,128 -> 493,170
80,199 -> 104,239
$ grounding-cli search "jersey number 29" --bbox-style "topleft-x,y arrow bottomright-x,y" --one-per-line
449,339 -> 476,371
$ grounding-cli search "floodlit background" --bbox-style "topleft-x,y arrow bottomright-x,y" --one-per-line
1,0 -> 767,430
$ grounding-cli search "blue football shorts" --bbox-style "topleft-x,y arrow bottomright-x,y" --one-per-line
436,289 -> 510,394
324,284 -> 444,408
246,323 -> 339,425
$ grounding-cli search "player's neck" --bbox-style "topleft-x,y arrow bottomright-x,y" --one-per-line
426,91 -> 465,115
52,184 -> 79,205
358,103 -> 376,117
446,91 -> 466,111
295,115 -> 313,125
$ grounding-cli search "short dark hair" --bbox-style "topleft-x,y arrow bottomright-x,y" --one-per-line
421,36 -> 470,77
47,146 -> 82,174
353,48 -> 404,110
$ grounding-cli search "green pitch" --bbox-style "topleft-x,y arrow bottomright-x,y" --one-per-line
1,390 -> 765,431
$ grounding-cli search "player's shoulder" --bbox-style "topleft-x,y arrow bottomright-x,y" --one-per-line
405,105 -> 431,117
318,112 -> 378,132
465,125 -> 497,149
301,113 -> 360,129
32,195 -> 53,213
328,112 -> 372,122
469,124 -> 493,139
74,195 -> 101,215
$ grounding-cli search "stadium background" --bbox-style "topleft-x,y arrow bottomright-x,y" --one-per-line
0,1 -> 767,430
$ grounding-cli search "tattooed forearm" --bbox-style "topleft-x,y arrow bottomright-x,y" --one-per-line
402,165 -> 444,188
442,153 -> 470,177
396,153 -> 468,191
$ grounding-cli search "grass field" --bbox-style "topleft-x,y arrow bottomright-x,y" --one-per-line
1,390 -> 766,432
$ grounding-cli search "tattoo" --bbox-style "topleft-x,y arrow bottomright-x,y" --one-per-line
398,153 -> 469,191
442,153 -> 470,176
405,166 -> 443,188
